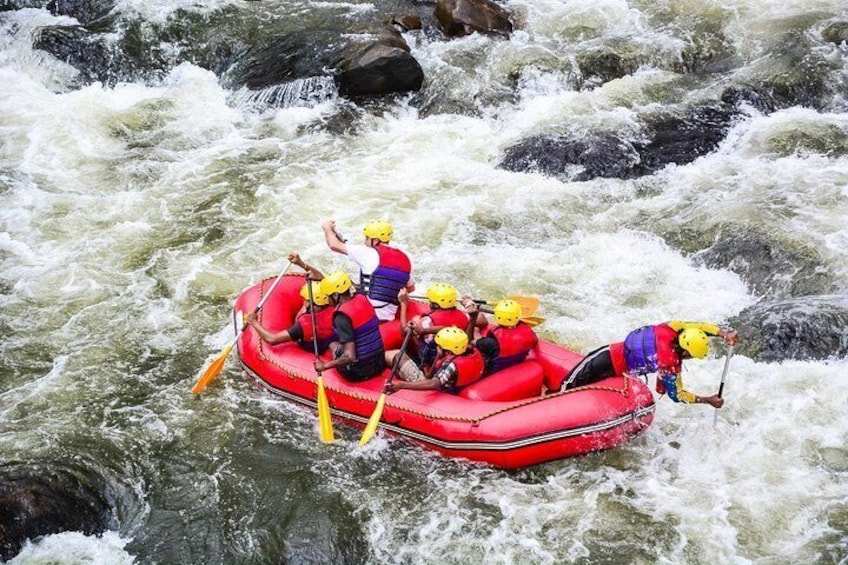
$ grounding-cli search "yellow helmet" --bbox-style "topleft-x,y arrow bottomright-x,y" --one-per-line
494,299 -> 522,327
320,271 -> 352,296
434,326 -> 468,355
299,281 -> 329,306
678,328 -> 710,359
425,283 -> 458,309
363,219 -> 393,243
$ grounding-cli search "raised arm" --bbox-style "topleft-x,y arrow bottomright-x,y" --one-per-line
288,252 -> 324,281
322,220 -> 348,255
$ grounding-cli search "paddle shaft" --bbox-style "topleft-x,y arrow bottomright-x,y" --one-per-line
357,327 -> 413,446
306,277 -> 321,360
387,326 -> 415,387
713,345 -> 734,427
231,262 -> 293,347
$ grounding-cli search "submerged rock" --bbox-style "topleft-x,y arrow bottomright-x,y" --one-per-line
822,21 -> 848,46
730,295 -> 848,362
47,0 -> 115,25
33,24 -> 163,86
0,462 -> 115,561
1,0 -> 47,10
694,229 -> 834,299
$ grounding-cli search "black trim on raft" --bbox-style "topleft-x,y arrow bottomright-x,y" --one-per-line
238,358 -> 656,452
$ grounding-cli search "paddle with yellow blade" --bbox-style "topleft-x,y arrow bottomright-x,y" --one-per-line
359,325 -> 414,446
306,278 -> 335,443
192,262 -> 293,394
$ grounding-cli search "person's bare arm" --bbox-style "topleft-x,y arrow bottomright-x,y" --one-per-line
322,220 -> 348,254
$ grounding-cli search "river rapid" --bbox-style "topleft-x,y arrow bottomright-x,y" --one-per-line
1,0 -> 847,563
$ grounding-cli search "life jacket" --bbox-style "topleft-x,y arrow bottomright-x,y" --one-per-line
297,307 -> 337,353
427,308 -> 470,329
623,323 -> 682,375
486,323 -> 538,373
360,245 -> 411,305
432,346 -> 486,389
335,294 -> 384,363
417,308 -> 471,366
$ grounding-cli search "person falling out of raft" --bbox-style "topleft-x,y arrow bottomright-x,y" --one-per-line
559,321 -> 739,408
313,270 -> 387,382
322,219 -> 415,322
384,327 -> 486,393
245,253 -> 337,353
464,299 -> 539,375
398,283 -> 471,367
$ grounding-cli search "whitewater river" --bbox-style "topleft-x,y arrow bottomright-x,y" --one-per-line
1,0 -> 847,562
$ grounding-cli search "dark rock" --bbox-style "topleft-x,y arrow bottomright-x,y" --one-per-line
694,229 -> 834,299
33,20 -> 171,86
224,30 -> 342,91
390,15 -> 423,32
336,37 -> 424,97
721,86 -> 778,114
730,295 -> 848,361
1,0 -> 48,10
631,104 -> 740,176
575,48 -> 639,86
499,103 -> 740,181
434,0 -> 512,38
227,28 -> 424,100
0,462 -> 115,561
499,132 -> 640,182
47,0 -> 114,25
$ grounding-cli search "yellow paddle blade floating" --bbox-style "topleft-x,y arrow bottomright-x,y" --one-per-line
359,393 -> 387,446
317,376 -> 335,443
191,344 -> 233,394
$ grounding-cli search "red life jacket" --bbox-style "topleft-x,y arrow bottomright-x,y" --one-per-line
427,308 -> 470,329
432,346 -> 486,389
486,323 -> 538,373
335,294 -> 384,363
417,308 -> 471,367
297,307 -> 337,353
360,245 -> 411,305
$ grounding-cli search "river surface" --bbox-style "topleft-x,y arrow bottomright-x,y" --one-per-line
1,0 -> 848,563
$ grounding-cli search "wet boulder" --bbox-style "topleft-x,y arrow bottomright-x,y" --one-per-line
0,463 -> 115,561
335,30 -> 424,97
47,0 -> 114,25
632,104 -> 740,177
729,295 -> 848,362
33,25 -> 149,86
721,86 -> 779,115
499,132 -> 640,182
499,103 -> 740,181
434,0 -> 513,38
227,28 -> 424,100
694,229 -> 834,299
575,47 -> 640,87
1,0 -> 48,10
225,30 -> 342,91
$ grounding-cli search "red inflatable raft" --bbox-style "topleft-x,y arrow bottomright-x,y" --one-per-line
234,274 -> 655,469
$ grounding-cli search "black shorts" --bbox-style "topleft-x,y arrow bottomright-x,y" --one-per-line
561,345 -> 616,390
332,344 -> 386,382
